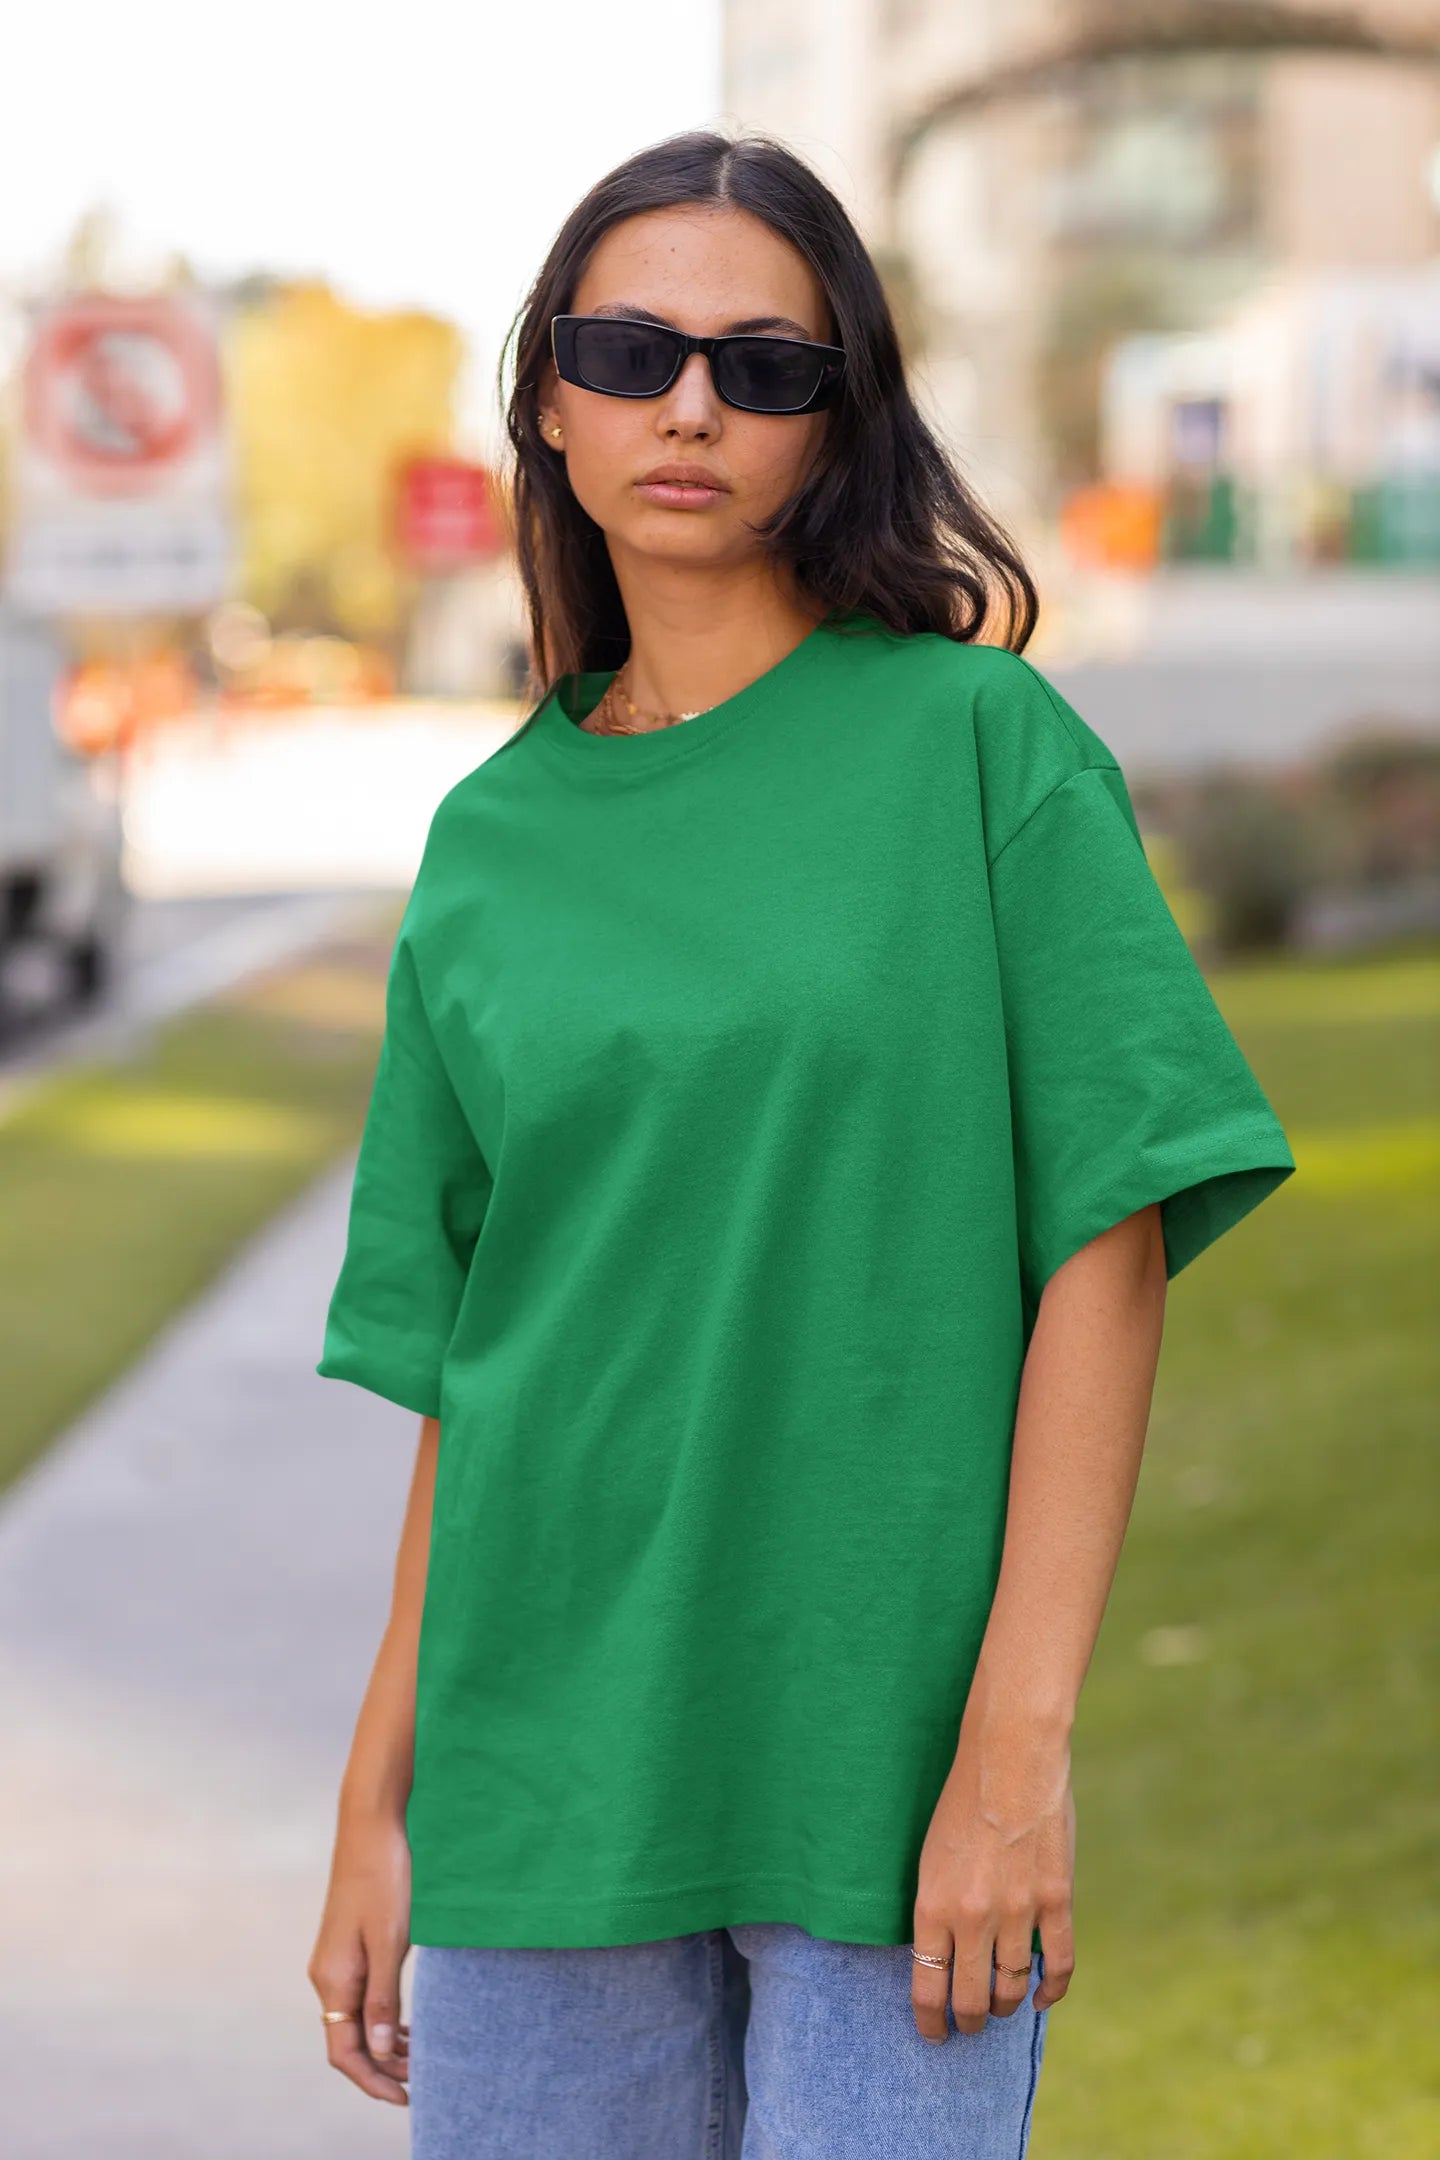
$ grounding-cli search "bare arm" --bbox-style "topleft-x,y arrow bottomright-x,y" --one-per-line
307,1412 -> 441,2108
338,1412 -> 439,1821
911,1203 -> 1168,2040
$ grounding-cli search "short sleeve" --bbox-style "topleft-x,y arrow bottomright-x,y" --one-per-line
315,924 -> 492,1419
989,758 -> 1295,1321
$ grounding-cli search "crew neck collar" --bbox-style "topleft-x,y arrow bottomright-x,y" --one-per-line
529,608 -> 862,777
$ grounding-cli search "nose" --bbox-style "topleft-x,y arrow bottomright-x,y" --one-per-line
659,349 -> 721,433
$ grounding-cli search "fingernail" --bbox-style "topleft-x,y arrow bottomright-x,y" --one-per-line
370,2024 -> 394,2055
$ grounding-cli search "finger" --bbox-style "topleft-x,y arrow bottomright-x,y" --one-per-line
909,1910 -> 955,2045
1032,1907 -> 1076,2012
310,1952 -> 367,2083
325,2015 -> 409,2106
309,1945 -> 364,2027
949,1930 -> 995,2036
363,1931 -> 409,2069
987,1932 -> 1037,2020
313,1949 -> 408,2107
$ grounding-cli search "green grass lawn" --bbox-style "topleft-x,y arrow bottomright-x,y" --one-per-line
0,902 -> 402,1495
1033,948 -> 1440,2159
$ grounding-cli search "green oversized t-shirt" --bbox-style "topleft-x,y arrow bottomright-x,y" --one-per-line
316,608 -> 1295,1953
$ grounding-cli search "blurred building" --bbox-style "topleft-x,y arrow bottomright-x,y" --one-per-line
723,0 -> 1440,525
723,1 -> 1440,765
225,278 -> 462,646
1098,263 -> 1440,569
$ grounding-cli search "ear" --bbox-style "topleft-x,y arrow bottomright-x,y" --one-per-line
535,354 -> 559,419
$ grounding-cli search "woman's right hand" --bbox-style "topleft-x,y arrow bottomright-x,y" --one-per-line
307,1806 -> 414,2107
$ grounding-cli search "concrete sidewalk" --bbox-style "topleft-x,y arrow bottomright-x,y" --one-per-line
0,1155 -> 419,2158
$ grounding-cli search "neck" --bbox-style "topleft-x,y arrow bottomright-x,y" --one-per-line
605,564 -> 826,721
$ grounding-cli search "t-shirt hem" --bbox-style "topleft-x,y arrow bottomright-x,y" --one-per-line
410,1875 -> 1045,1958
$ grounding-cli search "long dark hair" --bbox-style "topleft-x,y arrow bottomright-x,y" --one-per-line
498,127 -> 1038,694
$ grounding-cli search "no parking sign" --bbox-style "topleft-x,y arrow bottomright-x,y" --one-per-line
5,292 -> 235,615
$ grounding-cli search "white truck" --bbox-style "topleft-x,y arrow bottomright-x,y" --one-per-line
0,605 -> 129,1010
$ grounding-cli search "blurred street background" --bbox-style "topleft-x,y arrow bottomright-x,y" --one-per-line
1,4 -> 1436,2156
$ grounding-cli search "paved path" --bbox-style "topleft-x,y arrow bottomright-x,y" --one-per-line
0,1156 -> 419,2158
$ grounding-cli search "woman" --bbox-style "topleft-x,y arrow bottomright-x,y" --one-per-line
308,129 -> 1295,2156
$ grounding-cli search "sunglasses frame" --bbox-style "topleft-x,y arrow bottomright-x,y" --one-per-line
549,313 -> 847,417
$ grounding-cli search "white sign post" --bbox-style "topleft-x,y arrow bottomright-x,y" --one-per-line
4,291 -> 235,616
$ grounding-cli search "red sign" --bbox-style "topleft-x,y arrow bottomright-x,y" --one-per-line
23,294 -> 222,496
396,459 -> 502,569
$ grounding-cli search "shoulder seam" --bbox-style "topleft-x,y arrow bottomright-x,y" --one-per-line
986,759 -> 1121,874
1006,652 -> 1095,761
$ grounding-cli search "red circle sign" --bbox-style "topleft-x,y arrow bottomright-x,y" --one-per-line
24,296 -> 220,491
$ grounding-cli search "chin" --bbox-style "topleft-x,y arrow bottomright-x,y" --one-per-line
623,521 -> 735,564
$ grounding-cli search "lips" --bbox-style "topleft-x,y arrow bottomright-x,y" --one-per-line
636,482 -> 725,507
635,469 -> 729,509
638,466 -> 728,490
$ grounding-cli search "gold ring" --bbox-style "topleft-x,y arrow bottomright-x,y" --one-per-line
910,1947 -> 953,1968
320,2009 -> 359,2025
995,1961 -> 1032,1979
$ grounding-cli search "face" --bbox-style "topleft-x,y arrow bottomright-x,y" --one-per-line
536,205 -> 835,577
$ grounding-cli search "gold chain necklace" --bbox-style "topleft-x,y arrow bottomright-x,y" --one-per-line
584,660 -> 710,736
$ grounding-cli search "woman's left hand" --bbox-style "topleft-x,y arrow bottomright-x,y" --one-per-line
910,1710 -> 1076,2042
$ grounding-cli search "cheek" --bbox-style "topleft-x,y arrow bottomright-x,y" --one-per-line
728,416 -> 823,508
562,402 -> 649,514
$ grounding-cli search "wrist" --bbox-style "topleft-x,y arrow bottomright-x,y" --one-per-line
339,1770 -> 411,1830
962,1673 -> 1076,1749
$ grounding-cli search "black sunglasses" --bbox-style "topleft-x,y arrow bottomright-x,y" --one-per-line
550,313 -> 847,416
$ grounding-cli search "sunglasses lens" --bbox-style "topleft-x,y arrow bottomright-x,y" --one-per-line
716,338 -> 829,412
571,320 -> 677,395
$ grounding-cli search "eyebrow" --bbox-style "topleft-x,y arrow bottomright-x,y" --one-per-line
585,301 -> 819,341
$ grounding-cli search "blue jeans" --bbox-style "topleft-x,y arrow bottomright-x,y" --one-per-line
408,1926 -> 1049,2158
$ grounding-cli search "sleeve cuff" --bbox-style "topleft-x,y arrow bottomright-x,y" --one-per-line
314,1345 -> 442,1421
1027,1132 -> 1296,1306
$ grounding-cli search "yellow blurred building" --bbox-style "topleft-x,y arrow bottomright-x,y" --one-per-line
225,280 -> 462,643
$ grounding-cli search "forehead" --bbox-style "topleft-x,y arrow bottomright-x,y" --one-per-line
572,206 -> 830,340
